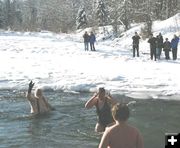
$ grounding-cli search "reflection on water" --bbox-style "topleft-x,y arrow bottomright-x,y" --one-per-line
0,90 -> 180,148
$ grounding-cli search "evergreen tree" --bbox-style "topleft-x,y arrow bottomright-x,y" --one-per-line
0,0 -> 4,28
76,7 -> 87,29
96,0 -> 108,26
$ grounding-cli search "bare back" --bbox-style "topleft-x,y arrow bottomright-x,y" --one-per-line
99,123 -> 144,148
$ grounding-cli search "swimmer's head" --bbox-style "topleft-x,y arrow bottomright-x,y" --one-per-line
35,88 -> 43,98
98,87 -> 106,99
112,103 -> 130,122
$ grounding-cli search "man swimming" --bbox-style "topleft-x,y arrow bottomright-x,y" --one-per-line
26,81 -> 53,114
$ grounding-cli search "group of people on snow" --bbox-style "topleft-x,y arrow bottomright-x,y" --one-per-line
83,31 -> 96,51
132,32 -> 179,61
26,82 -> 144,148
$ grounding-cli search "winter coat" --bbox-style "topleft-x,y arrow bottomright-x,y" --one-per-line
158,35 -> 164,48
163,41 -> 171,51
89,34 -> 96,43
171,36 -> 179,49
148,37 -> 157,48
83,33 -> 90,42
132,35 -> 140,45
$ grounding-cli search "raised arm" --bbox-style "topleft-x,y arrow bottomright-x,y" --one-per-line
26,80 -> 35,100
85,93 -> 98,109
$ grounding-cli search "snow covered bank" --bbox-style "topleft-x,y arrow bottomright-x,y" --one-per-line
0,14 -> 180,100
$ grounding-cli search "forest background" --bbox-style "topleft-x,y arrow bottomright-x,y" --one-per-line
0,0 -> 179,37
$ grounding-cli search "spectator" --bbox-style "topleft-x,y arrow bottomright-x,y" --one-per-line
132,32 -> 141,57
89,31 -> 96,51
171,34 -> 179,60
148,33 -> 157,61
163,38 -> 171,60
83,31 -> 89,51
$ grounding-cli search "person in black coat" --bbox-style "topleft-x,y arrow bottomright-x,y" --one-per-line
158,33 -> 164,56
148,33 -> 157,61
163,38 -> 171,60
83,31 -> 90,51
132,32 -> 140,57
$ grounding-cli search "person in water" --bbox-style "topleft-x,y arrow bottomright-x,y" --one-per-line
26,81 -> 53,114
98,103 -> 144,148
85,87 -> 117,132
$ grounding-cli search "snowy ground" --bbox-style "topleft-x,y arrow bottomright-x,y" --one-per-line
0,14 -> 180,100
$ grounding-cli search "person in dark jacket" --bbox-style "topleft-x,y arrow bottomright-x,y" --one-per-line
89,31 -> 96,51
163,38 -> 171,60
83,31 -> 90,51
132,32 -> 140,57
171,34 -> 179,60
148,33 -> 157,61
158,33 -> 164,56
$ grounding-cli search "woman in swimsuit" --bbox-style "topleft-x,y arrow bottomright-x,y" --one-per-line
85,87 -> 117,132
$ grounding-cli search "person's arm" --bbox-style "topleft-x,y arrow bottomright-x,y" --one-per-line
98,129 -> 110,148
26,81 -> 35,101
85,93 -> 98,109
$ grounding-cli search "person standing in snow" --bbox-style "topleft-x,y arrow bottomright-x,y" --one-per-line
132,32 -> 140,57
158,33 -> 164,57
83,31 -> 90,51
156,33 -> 164,60
171,34 -> 179,60
89,31 -> 96,51
163,38 -> 171,60
148,33 -> 157,61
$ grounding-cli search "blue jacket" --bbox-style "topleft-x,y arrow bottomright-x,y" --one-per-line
89,34 -> 96,43
171,36 -> 179,49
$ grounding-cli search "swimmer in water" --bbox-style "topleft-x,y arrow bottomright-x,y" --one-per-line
26,81 -> 54,114
85,87 -> 117,132
98,103 -> 144,148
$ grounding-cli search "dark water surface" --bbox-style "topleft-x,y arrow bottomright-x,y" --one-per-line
0,90 -> 180,148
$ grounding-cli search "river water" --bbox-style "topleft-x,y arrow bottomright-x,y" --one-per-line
0,90 -> 180,148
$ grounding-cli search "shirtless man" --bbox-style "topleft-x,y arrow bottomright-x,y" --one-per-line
85,87 -> 117,132
26,81 -> 53,114
98,103 -> 144,148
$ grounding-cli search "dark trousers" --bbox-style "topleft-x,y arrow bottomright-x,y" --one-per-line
84,42 -> 89,51
172,48 -> 177,60
90,42 -> 95,51
133,44 -> 139,57
165,51 -> 170,60
150,47 -> 156,61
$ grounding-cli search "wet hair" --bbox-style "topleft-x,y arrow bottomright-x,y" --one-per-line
112,103 -> 130,121
98,87 -> 105,93
35,88 -> 43,97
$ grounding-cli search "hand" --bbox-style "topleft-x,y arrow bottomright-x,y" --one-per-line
106,91 -> 112,99
93,92 -> 98,98
28,80 -> 35,93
